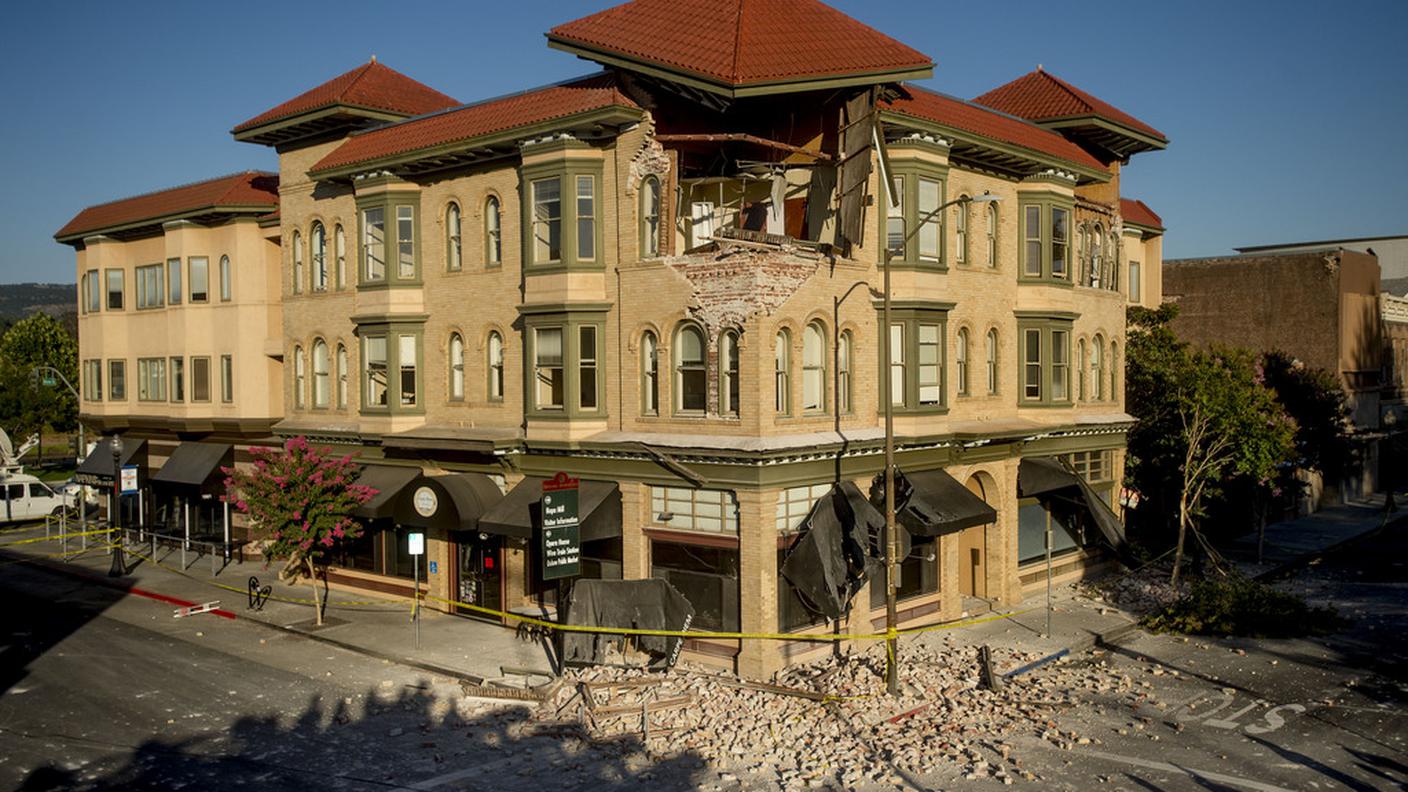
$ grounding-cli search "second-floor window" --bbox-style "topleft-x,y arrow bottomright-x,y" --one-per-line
578,326 -> 597,410
641,331 -> 659,415
364,336 -> 387,407
396,207 -> 415,279
106,269 -> 124,310
363,208 -> 385,282
449,333 -> 464,400
219,255 -> 232,301
533,327 -> 564,410
775,330 -> 791,415
189,257 -> 209,303
676,324 -> 706,414
802,322 -> 826,413
487,331 -> 504,402
641,176 -> 661,257
485,196 -> 502,266
167,258 -> 181,305
334,225 -> 346,288
108,360 -> 126,401
84,269 -> 101,313
313,340 -> 329,407
1019,322 -> 1073,405
292,231 -> 304,293
136,263 -> 163,309
887,309 -> 948,411
398,335 -> 417,407
446,203 -> 462,272
838,331 -> 853,414
532,178 -> 561,264
721,330 -> 740,417
1020,201 -> 1074,282
956,327 -> 970,396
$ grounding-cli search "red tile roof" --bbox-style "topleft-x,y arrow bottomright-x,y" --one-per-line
56,171 -> 279,241
548,0 -> 932,89
1121,198 -> 1163,230
233,60 -> 458,135
310,74 -> 641,175
973,68 -> 1166,142
882,86 -> 1105,173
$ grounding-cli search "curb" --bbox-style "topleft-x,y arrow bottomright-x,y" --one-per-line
4,547 -> 488,685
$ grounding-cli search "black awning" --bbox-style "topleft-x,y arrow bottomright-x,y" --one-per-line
391,473 -> 504,533
873,468 -> 997,538
478,477 -> 622,542
353,465 -> 422,520
74,438 -> 148,488
1018,456 -> 1081,497
1019,457 -> 1127,551
151,443 -> 232,493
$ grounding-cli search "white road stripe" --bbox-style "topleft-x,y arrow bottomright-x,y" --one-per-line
1081,748 -> 1297,792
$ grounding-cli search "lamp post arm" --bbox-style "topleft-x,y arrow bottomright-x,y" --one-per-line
887,195 -> 998,257
31,366 -> 79,402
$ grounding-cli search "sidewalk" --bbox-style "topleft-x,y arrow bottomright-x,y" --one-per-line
1222,493 -> 1398,578
912,589 -> 1139,663
0,523 -> 553,685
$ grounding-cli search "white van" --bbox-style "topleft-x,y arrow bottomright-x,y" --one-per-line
1,473 -> 73,523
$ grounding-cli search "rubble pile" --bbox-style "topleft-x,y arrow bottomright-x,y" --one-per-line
1084,563 -> 1186,615
527,642 -> 1148,788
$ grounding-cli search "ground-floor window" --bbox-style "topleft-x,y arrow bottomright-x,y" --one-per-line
650,541 -> 739,632
1017,500 -> 1090,564
870,534 -> 938,604
777,546 -> 829,632
152,492 -> 224,540
336,522 -> 416,579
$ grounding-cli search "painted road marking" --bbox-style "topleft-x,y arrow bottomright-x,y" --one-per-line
1080,748 -> 1297,792
1169,691 -> 1307,735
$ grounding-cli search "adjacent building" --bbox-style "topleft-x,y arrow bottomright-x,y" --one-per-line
59,0 -> 1167,677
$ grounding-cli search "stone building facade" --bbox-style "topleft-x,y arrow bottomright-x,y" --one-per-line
61,0 -> 1167,678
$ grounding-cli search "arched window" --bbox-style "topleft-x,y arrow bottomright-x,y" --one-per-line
291,231 -> 303,294
311,222 -> 327,291
1110,341 -> 1120,402
802,321 -> 826,412
641,176 -> 661,258
293,345 -> 306,408
838,330 -> 853,414
641,331 -> 659,415
334,224 -> 346,289
336,344 -> 348,409
721,330 -> 740,417
775,329 -> 791,415
985,329 -> 998,395
956,328 -> 970,396
1092,335 -> 1105,401
449,333 -> 464,400
484,196 -> 502,267
219,255 -> 232,301
675,324 -> 706,413
986,203 -> 998,268
955,195 -> 969,265
1077,339 -> 1087,401
312,339 -> 329,407
446,203 -> 462,271
1090,225 -> 1103,288
487,331 -> 504,401
1108,231 -> 1119,291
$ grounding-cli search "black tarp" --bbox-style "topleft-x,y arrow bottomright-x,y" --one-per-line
353,465 -> 421,520
74,438 -> 148,488
871,468 -> 997,537
561,578 -> 694,668
390,473 -> 504,533
1018,457 -> 1127,550
780,481 -> 877,621
151,443 -> 232,494
478,478 -> 622,542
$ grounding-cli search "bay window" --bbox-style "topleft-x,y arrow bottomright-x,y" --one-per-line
1019,196 -> 1075,283
362,207 -> 386,282
886,164 -> 948,268
167,258 -> 181,305
1017,317 -> 1075,406
533,327 -> 564,410
521,160 -> 604,270
524,310 -> 606,417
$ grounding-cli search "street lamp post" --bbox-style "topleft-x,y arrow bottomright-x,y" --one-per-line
108,434 -> 126,577
880,192 -> 1000,696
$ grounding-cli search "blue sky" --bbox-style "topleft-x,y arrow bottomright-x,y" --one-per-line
3,0 -> 1405,284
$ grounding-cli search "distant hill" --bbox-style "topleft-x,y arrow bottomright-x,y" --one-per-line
0,283 -> 76,337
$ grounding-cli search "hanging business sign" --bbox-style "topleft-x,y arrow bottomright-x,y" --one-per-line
120,465 -> 140,495
540,472 -> 581,580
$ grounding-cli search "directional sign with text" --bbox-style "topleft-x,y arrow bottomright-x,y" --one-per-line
541,472 -> 581,580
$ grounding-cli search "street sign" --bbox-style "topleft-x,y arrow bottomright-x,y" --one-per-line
407,532 -> 425,556
41,373 -> 57,388
120,465 -> 139,494
541,472 -> 581,580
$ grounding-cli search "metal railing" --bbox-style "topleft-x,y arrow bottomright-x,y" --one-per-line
44,513 -> 245,576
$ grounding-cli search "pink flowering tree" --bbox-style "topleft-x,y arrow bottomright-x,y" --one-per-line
223,437 -> 375,624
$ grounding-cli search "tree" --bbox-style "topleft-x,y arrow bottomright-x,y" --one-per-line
0,313 -> 78,460
1125,306 -> 1295,582
1259,350 -> 1352,478
223,437 -> 375,624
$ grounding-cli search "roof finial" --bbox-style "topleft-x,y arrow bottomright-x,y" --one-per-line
370,54 -> 377,64
1037,63 -> 1043,72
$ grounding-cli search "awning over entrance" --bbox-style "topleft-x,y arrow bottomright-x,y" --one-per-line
353,465 -> 421,520
1018,456 -> 1126,550
479,477 -> 622,542
873,468 -> 997,538
151,443 -> 233,494
391,473 -> 505,533
74,438 -> 148,488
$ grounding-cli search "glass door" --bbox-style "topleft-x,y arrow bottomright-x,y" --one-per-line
455,536 -> 501,620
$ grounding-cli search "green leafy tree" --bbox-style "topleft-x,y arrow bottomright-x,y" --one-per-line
0,313 -> 78,460
224,437 -> 375,624
1125,306 -> 1295,582
1259,351 -> 1352,477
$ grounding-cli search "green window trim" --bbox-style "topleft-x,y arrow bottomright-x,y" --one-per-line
523,309 -> 609,419
877,303 -> 951,414
357,320 -> 425,416
1017,195 -> 1075,285
519,158 -> 605,274
356,190 -> 422,289
1017,317 -> 1074,407
884,162 -> 949,270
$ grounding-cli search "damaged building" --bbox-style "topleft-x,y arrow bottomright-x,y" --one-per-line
59,0 -> 1168,678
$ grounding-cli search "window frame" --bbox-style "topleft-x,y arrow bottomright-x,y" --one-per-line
167,258 -> 182,305
520,160 -> 606,272
169,356 -> 184,403
774,329 -> 791,416
956,327 -> 970,397
986,328 -> 998,395
1017,317 -> 1075,407
136,263 -> 164,310
884,162 -> 949,269
293,345 -> 306,409
191,356 -> 211,403
641,330 -> 659,416
487,331 -> 504,403
291,230 -> 304,294
219,255 -> 232,301
449,332 -> 465,401
674,323 -> 708,416
105,268 -> 125,311
522,310 -> 607,418
640,175 -> 661,258
721,329 -> 740,418
335,345 -> 347,409
356,322 -> 425,415
137,357 -> 166,402
484,195 -> 502,268
108,359 -> 126,401
954,194 -> 969,265
445,202 -> 462,272
802,321 -> 827,414
310,222 -> 327,291
312,339 -> 330,408
220,354 -> 234,404
882,304 -> 951,414
1018,195 -> 1076,284
986,202 -> 999,268
838,330 -> 853,414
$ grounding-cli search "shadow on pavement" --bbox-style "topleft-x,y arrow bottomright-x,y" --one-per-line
15,676 -> 711,791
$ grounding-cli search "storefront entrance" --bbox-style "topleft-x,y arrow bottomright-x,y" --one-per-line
455,536 -> 502,620
959,473 -> 994,599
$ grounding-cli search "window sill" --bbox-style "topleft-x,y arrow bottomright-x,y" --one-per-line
644,527 -> 739,549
